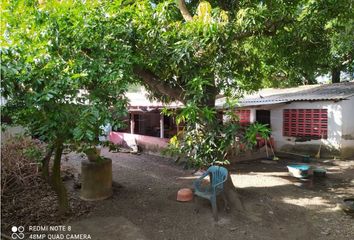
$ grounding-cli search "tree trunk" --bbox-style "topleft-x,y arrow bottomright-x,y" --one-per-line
134,66 -> 245,213
224,172 -> 245,212
331,68 -> 341,83
51,141 -> 69,215
42,145 -> 54,183
201,91 -> 245,213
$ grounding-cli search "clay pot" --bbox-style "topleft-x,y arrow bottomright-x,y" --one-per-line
177,188 -> 193,202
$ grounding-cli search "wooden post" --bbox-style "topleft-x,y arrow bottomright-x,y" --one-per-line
160,113 -> 164,138
130,113 -> 135,134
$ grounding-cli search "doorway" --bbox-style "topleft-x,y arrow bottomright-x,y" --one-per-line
133,114 -> 140,133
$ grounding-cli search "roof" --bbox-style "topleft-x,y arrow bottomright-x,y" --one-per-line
126,92 -> 183,111
127,81 -> 354,110
216,81 -> 354,108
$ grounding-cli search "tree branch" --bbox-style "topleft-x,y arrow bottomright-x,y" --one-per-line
177,0 -> 193,22
133,66 -> 185,103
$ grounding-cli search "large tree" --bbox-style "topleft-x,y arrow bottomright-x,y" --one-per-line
129,0 -> 353,211
129,0 -> 292,212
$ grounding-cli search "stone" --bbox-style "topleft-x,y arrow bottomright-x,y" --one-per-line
321,232 -> 330,235
321,229 -> 331,235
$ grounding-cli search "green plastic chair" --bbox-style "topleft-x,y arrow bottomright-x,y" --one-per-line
193,166 -> 228,221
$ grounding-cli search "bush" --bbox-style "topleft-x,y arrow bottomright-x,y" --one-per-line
1,135 -> 44,197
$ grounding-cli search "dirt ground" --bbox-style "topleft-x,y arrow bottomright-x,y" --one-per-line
58,149 -> 354,240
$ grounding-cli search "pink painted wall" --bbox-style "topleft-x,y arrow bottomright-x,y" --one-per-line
109,131 -> 169,152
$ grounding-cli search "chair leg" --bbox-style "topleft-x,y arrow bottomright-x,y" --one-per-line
211,196 -> 218,221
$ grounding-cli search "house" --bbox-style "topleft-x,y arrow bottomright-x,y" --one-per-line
109,92 -> 182,154
216,81 -> 354,158
123,92 -> 183,138
111,81 -> 354,158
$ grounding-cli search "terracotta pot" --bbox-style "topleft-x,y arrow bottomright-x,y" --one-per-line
177,188 -> 193,202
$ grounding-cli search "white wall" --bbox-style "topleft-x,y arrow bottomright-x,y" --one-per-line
270,101 -> 342,152
339,96 -> 354,157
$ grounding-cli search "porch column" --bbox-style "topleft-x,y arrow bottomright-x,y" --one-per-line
130,113 -> 135,134
160,113 -> 164,138
250,109 -> 256,123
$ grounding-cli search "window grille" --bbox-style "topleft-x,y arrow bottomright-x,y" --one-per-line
236,109 -> 251,125
283,109 -> 328,139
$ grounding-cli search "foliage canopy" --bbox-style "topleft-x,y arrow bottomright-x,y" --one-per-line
2,0 -> 131,146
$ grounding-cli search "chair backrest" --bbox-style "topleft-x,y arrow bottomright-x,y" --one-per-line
207,166 -> 228,188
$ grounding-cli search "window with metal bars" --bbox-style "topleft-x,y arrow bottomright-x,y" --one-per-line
283,109 -> 328,139
236,109 -> 251,126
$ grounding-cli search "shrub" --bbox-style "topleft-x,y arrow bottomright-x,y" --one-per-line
1,135 -> 44,197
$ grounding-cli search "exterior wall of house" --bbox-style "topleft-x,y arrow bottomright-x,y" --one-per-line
109,131 -> 169,155
339,95 -> 354,158
270,101 -> 343,157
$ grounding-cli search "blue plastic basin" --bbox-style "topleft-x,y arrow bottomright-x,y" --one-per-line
287,165 -> 311,178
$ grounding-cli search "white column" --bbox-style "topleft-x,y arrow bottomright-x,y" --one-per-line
250,109 -> 256,123
160,113 -> 164,138
130,113 -> 135,134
